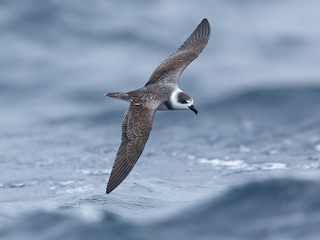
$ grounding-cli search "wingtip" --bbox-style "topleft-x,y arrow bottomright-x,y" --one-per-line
106,186 -> 113,194
200,18 -> 211,37
106,182 -> 114,194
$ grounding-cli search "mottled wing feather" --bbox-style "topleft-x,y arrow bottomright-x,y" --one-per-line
145,18 -> 211,86
106,103 -> 156,194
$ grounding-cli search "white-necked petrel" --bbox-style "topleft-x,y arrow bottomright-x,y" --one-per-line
105,18 -> 211,194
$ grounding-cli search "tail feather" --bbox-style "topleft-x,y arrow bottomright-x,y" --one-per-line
104,92 -> 131,101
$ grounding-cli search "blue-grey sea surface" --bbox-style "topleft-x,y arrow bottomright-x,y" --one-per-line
1,1 -> 320,239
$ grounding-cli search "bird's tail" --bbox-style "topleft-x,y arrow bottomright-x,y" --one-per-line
104,92 -> 131,101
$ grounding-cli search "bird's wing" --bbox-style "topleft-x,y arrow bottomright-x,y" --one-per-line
106,102 -> 156,194
145,18 -> 211,86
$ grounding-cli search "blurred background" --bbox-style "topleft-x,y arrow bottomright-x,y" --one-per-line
1,0 -> 320,239
1,0 -> 320,130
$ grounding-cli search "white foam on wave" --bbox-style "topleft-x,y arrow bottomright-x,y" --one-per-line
261,162 -> 287,170
57,185 -> 92,194
198,158 -> 287,171
199,159 -> 248,170
299,161 -> 320,170
80,169 -> 111,176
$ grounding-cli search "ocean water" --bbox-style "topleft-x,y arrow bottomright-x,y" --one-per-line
1,0 -> 320,239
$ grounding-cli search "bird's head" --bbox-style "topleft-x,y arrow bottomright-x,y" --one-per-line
172,91 -> 198,114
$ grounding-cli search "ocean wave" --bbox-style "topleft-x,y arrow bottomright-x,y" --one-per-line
1,178 -> 320,240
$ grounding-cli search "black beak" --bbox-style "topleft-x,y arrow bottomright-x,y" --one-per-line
188,105 -> 198,115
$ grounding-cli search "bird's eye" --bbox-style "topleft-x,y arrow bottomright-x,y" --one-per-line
180,100 -> 188,104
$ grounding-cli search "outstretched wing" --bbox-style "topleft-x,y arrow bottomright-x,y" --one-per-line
106,102 -> 156,194
145,18 -> 211,86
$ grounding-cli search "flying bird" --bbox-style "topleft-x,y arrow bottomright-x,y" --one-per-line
105,18 -> 211,194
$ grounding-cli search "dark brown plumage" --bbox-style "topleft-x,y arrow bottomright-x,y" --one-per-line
106,19 -> 211,194
106,102 -> 156,193
145,18 -> 211,86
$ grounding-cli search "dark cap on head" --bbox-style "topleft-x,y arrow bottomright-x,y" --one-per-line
177,92 -> 191,104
